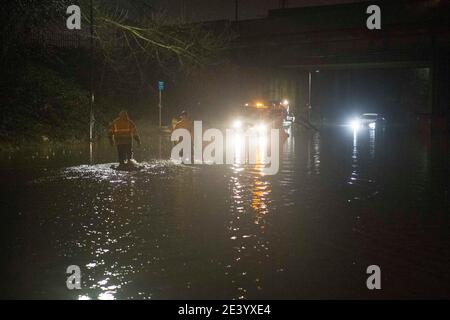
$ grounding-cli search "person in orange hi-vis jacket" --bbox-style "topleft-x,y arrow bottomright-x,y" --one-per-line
108,111 -> 141,165
174,110 -> 193,134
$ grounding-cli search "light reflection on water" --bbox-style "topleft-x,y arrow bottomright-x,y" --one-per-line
226,136 -> 273,299
0,127 -> 449,299
48,160 -> 185,300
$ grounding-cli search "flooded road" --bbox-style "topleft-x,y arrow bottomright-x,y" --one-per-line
0,126 -> 449,299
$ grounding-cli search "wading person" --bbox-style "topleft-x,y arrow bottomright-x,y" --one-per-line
174,110 -> 193,134
173,110 -> 194,156
108,111 -> 141,166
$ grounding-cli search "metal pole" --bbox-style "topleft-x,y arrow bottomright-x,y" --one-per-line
181,0 -> 186,22
159,89 -> 162,127
308,71 -> 312,122
89,0 -> 95,164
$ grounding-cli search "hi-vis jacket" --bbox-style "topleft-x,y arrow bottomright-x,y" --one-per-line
174,117 -> 193,134
108,115 -> 140,146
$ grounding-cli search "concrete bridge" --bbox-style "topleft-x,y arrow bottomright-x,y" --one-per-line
32,0 -> 449,131
225,0 -> 449,131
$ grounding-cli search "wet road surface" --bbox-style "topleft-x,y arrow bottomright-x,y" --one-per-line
0,126 -> 449,299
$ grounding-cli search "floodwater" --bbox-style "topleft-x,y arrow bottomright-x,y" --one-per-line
0,126 -> 449,299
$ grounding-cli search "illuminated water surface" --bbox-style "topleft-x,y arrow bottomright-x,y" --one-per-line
0,127 -> 448,299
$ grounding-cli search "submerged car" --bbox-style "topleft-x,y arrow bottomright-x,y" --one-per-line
350,113 -> 386,130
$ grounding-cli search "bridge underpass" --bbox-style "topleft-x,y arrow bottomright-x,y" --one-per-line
226,0 -> 449,132
227,62 -> 434,129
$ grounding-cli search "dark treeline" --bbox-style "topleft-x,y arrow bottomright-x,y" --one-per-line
0,0 -> 232,147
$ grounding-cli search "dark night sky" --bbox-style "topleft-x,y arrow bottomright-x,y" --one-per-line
152,0 -> 371,21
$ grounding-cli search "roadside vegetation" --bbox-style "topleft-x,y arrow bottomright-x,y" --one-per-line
0,0 -> 232,150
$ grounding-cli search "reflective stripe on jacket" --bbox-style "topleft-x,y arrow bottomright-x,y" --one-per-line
174,118 -> 193,134
108,118 -> 139,145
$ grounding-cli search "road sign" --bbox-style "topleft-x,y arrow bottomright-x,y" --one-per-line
157,81 -> 164,127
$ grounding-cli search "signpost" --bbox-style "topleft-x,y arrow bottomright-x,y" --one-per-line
89,0 -> 95,164
158,81 -> 164,127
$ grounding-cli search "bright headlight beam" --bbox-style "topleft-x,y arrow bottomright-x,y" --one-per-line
256,123 -> 267,133
233,120 -> 242,129
350,119 -> 360,131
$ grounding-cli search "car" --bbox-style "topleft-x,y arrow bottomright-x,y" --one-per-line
350,113 -> 386,130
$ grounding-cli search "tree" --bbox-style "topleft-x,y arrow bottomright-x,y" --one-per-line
2,0 -> 234,79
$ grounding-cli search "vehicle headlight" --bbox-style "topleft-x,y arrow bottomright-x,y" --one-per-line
350,119 -> 360,130
256,123 -> 267,133
233,120 -> 242,129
